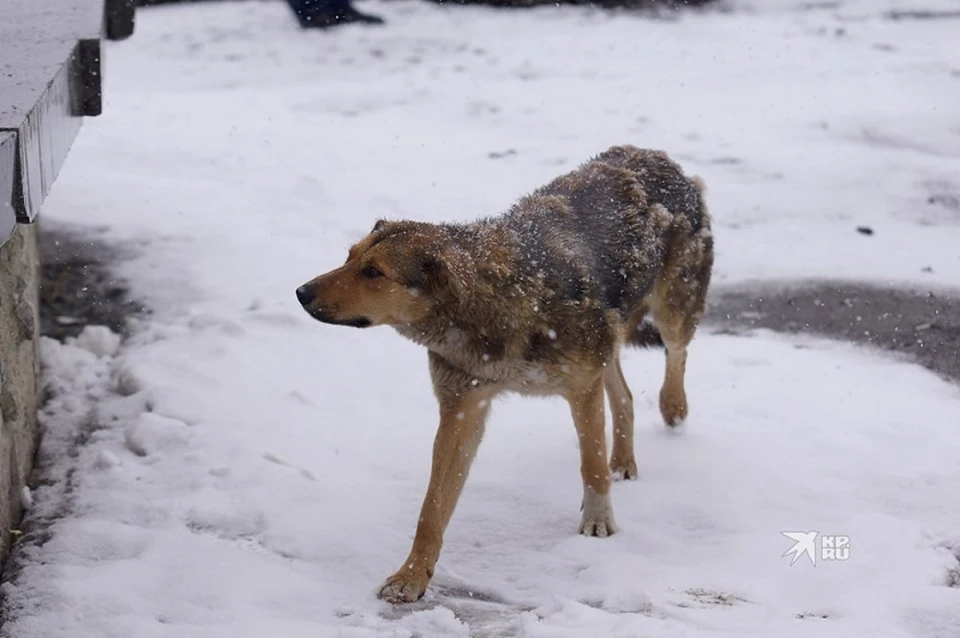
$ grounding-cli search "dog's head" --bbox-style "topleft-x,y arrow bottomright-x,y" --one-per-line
296,219 -> 474,328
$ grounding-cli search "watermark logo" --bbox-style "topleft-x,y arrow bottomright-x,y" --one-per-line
781,531 -> 850,566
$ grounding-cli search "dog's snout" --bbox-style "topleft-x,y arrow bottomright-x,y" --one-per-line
296,284 -> 315,306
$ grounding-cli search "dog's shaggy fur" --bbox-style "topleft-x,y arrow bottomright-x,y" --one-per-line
297,145 -> 713,603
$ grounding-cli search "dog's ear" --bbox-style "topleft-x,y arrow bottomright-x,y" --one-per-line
420,245 -> 475,303
372,219 -> 388,233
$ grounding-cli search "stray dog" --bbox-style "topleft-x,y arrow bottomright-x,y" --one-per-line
296,145 -> 713,603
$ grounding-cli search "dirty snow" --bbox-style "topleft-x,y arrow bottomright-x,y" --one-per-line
4,0 -> 960,636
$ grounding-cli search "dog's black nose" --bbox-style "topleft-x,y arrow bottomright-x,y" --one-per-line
296,285 -> 315,306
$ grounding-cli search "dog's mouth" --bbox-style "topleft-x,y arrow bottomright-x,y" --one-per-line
308,310 -> 372,329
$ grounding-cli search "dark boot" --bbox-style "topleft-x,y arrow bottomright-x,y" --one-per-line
303,6 -> 385,27
287,0 -> 385,28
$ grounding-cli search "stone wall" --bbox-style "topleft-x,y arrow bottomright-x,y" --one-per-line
0,223 -> 39,564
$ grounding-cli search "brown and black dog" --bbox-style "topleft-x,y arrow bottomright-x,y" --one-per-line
296,145 -> 713,603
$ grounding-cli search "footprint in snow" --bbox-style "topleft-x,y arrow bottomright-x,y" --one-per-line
263,452 -> 317,481
246,310 -> 304,328
184,507 -> 268,541
674,587 -> 751,608
124,413 -> 191,457
379,582 -> 531,637
796,610 -> 833,620
187,313 -> 246,336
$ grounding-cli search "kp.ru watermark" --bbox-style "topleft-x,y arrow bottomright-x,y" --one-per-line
781,531 -> 850,566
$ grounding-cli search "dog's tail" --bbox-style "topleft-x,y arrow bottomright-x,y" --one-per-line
628,320 -> 665,349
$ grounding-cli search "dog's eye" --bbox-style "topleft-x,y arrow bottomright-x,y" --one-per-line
361,265 -> 383,279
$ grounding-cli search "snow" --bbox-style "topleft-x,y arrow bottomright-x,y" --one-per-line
4,0 -> 960,636
9,327 -> 960,637
19,487 -> 32,511
72,325 -> 123,358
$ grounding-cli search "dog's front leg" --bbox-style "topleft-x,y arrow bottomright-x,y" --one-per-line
378,386 -> 492,603
567,374 -> 618,537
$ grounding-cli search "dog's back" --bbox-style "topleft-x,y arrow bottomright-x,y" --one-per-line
475,145 -> 710,343
510,145 -> 709,321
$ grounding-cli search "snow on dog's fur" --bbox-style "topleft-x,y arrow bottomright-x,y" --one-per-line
297,145 -> 714,603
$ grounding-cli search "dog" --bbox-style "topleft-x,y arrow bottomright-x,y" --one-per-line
296,145 -> 713,603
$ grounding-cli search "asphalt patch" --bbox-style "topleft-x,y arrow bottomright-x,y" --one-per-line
38,227 -> 146,341
708,282 -> 960,384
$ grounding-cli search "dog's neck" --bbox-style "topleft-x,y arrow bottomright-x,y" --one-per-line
393,304 -> 508,377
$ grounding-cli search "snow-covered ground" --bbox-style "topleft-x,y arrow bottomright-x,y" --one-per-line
3,0 -> 960,636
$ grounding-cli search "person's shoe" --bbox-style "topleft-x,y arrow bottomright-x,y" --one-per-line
299,6 -> 385,28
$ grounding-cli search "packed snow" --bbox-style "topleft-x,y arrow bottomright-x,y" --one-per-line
3,0 -> 960,636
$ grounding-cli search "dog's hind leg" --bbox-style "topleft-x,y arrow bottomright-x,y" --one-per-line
649,199 -> 713,427
605,355 -> 637,480
653,311 -> 694,427
650,270 -> 709,427
567,373 -> 618,536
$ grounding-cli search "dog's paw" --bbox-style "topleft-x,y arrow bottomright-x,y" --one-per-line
378,567 -> 432,604
660,387 -> 688,427
580,516 -> 618,538
579,489 -> 618,537
610,457 -> 638,481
